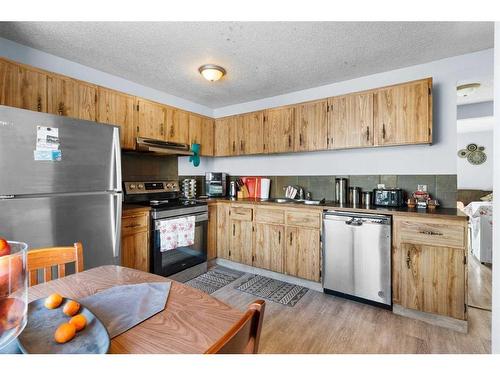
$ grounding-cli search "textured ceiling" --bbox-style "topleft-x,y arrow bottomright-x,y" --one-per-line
0,22 -> 494,108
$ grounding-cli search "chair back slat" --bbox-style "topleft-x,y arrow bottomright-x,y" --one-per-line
27,242 -> 84,286
58,263 -> 66,278
205,300 -> 265,354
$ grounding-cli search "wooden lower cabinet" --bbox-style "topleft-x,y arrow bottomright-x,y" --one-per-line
216,203 -> 231,259
207,204 -> 217,260
398,243 -> 466,320
230,219 -> 253,265
253,223 -> 284,273
285,227 -> 321,282
393,215 -> 468,321
121,210 -> 150,272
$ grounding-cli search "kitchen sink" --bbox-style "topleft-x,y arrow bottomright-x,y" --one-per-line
267,198 -> 324,205
268,198 -> 296,203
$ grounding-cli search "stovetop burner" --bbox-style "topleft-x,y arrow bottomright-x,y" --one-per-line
148,198 -> 207,210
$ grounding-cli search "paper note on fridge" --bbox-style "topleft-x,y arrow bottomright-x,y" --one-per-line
34,149 -> 62,161
36,126 -> 60,150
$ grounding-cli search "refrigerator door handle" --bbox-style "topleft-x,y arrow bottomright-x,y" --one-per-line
111,192 -> 122,259
112,127 -> 122,192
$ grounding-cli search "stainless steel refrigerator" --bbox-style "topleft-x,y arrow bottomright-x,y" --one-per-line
0,105 -> 122,269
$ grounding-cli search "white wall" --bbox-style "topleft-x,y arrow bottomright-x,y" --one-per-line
180,49 -> 494,176
492,22 -> 500,354
0,37 -> 213,117
457,130 -> 493,190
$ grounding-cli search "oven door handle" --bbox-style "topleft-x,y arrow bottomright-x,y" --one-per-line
155,213 -> 208,228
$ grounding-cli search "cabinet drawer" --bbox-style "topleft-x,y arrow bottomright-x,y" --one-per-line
398,220 -> 465,249
254,207 -> 285,224
286,210 -> 321,228
122,214 -> 148,235
230,206 -> 253,221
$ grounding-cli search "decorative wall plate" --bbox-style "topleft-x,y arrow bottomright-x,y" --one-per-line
457,149 -> 468,158
467,143 -> 478,152
467,150 -> 487,165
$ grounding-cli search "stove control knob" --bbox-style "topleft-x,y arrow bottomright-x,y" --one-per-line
129,184 -> 136,190
137,184 -> 144,190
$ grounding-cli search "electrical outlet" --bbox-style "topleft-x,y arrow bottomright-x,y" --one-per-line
417,184 -> 427,192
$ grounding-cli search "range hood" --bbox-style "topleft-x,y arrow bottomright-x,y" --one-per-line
135,137 -> 193,156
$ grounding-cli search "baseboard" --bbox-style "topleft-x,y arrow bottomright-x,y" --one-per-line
214,258 -> 323,292
393,304 -> 468,334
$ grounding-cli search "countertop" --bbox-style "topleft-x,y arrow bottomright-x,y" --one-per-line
206,197 -> 467,221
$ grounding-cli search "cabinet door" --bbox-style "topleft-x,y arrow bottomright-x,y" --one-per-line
230,219 -> 253,265
216,203 -> 231,259
97,87 -> 136,150
285,227 -> 320,281
214,117 -> 233,156
374,79 -> 432,146
399,243 -> 466,319
329,93 -> 373,149
0,60 -> 47,112
263,107 -> 295,153
189,114 -> 214,156
294,100 -> 328,151
240,111 -> 264,155
121,231 -> 149,272
47,75 -> 97,121
254,223 -> 284,273
165,107 -> 189,143
207,204 -> 217,260
136,99 -> 166,140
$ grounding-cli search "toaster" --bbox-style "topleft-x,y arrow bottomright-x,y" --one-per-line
373,188 -> 405,207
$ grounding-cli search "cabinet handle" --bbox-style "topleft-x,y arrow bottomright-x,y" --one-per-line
278,231 -> 281,244
58,102 -> 64,116
366,126 -> 370,141
419,230 -> 443,236
233,224 -> 235,236
406,250 -> 411,269
232,141 -> 236,153
288,134 -> 292,148
289,232 -> 293,245
124,223 -> 141,228
160,123 -> 164,136
37,96 -> 42,112
240,140 -> 244,152
299,133 -> 303,146
382,123 -> 386,139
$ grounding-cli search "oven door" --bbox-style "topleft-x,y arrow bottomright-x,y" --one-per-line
152,211 -> 208,277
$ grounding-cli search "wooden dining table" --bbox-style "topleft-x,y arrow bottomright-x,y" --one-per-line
26,265 -> 244,353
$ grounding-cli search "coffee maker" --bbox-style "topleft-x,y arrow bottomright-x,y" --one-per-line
205,172 -> 228,197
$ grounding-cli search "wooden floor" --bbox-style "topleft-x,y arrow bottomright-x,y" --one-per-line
211,269 -> 491,354
468,251 -> 492,311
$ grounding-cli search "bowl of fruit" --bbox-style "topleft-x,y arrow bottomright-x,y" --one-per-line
0,238 -> 28,350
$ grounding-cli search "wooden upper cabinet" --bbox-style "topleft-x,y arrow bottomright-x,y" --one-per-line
165,107 -> 189,144
0,59 -> 47,112
136,99 -> 166,140
374,78 -> 432,146
263,107 -> 295,154
47,74 -> 97,121
97,87 -> 136,150
189,113 -> 214,156
214,116 -> 239,156
294,100 -> 328,151
328,92 -> 373,149
240,111 -> 264,155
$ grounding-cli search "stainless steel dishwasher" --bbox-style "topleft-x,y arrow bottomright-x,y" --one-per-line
323,211 -> 392,309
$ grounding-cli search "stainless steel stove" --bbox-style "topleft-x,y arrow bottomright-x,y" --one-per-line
123,180 -> 208,277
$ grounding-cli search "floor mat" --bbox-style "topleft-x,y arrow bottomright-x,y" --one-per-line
185,267 -> 244,294
234,274 -> 308,307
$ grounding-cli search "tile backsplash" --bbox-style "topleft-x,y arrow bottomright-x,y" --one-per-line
180,174 -> 458,208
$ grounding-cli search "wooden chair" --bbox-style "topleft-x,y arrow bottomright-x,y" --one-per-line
27,242 -> 84,286
205,300 -> 265,354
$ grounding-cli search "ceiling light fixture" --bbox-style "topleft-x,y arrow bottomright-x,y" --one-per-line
198,64 -> 226,82
457,83 -> 481,97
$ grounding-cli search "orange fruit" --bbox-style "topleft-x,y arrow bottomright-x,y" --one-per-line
63,300 -> 80,316
0,255 -> 23,297
44,293 -> 63,309
54,322 -> 76,344
69,314 -> 87,331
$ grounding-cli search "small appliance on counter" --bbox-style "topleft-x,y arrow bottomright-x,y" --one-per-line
373,188 -> 405,207
229,181 -> 238,199
349,187 -> 362,206
205,172 -> 228,197
335,178 -> 349,204
362,191 -> 373,207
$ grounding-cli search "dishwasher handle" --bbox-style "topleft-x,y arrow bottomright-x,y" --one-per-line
345,218 -> 363,226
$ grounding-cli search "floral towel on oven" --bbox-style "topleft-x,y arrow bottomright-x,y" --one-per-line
158,216 -> 196,252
